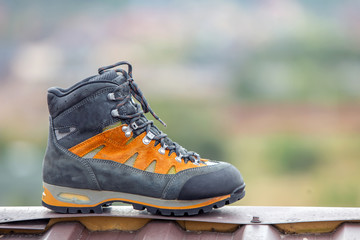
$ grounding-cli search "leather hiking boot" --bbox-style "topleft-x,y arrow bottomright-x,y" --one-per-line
41,61 -> 245,216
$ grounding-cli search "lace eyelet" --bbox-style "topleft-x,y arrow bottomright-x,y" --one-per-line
142,131 -> 155,145
121,125 -> 132,138
158,144 -> 168,155
111,109 -> 120,117
107,93 -> 116,100
131,122 -> 138,130
175,153 -> 183,163
122,126 -> 128,132
193,159 -> 200,165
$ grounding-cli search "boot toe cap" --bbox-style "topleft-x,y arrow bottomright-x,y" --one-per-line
178,162 -> 245,200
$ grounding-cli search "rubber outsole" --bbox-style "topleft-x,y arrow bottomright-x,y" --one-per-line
42,186 -> 245,216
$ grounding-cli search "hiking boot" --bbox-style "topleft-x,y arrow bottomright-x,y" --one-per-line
41,61 -> 245,216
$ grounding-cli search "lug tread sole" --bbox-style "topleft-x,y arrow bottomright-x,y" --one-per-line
42,188 -> 245,216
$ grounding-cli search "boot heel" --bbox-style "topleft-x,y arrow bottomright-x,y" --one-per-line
41,183 -> 104,213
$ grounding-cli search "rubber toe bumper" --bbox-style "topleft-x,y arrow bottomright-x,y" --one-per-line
178,163 -> 245,200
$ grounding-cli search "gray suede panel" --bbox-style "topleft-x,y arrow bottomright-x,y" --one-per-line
42,119 -> 101,190
87,159 -> 173,199
48,71 -> 127,149
47,70 -> 123,118
53,86 -> 119,149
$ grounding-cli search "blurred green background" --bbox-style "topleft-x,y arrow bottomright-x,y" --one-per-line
0,0 -> 359,207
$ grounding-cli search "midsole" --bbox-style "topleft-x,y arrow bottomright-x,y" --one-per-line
42,182 -> 231,209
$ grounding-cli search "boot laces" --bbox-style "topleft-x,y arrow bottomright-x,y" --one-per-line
99,61 -> 201,164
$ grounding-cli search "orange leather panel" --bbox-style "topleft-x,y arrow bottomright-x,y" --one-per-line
69,124 -> 204,174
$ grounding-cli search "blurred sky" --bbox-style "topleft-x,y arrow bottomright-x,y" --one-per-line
0,0 -> 360,206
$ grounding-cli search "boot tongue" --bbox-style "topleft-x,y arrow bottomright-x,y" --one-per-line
116,87 -> 138,116
112,72 -> 127,85
88,70 -> 122,83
